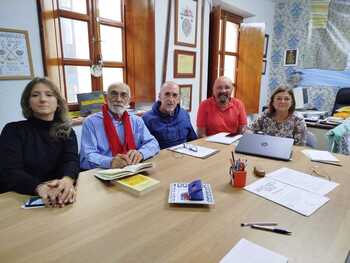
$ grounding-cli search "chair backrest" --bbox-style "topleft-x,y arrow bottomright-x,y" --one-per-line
306,130 -> 317,148
332,87 -> 350,115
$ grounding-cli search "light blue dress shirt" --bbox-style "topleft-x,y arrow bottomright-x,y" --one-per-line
80,112 -> 160,169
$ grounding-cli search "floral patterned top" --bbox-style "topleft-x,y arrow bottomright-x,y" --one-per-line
249,111 -> 307,145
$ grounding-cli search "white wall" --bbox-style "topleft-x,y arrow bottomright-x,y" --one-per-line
0,0 -> 44,131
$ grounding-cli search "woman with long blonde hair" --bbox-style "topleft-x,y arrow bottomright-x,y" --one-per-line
0,77 -> 79,207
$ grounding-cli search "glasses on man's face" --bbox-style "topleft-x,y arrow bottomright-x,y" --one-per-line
109,90 -> 129,99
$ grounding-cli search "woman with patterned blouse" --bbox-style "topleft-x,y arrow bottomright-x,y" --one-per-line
249,86 -> 307,145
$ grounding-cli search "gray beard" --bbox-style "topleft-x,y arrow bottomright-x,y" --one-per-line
109,106 -> 126,116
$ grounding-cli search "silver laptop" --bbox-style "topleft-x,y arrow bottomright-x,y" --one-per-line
235,133 -> 294,161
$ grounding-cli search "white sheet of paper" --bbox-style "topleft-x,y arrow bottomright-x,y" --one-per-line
266,167 -> 338,196
168,144 -> 218,158
244,177 -> 329,216
220,239 -> 288,263
206,133 -> 242,145
302,149 -> 339,162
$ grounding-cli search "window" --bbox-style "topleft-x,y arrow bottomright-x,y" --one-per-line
38,0 -> 155,110
208,7 -> 242,97
218,11 -> 241,88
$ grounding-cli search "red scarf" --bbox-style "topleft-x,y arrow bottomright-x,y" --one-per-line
102,104 -> 136,155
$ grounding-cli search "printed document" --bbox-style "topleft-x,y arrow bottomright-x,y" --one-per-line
266,167 -> 338,196
244,177 -> 329,216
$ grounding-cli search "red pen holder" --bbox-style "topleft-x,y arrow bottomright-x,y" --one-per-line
231,171 -> 247,188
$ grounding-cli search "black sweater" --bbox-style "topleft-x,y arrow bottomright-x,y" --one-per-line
0,118 -> 79,195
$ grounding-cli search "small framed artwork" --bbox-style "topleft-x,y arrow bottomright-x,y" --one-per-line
174,50 -> 196,78
175,0 -> 198,47
263,34 -> 269,58
179,84 -> 192,112
284,49 -> 298,66
262,60 -> 267,75
0,28 -> 34,80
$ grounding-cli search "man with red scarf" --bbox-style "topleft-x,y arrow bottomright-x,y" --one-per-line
80,83 -> 159,169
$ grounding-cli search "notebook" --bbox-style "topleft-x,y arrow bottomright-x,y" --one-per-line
95,162 -> 154,181
235,133 -> 294,161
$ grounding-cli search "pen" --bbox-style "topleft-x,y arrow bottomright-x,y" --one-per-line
231,151 -> 235,163
241,222 -> 278,227
250,225 -> 291,235
311,160 -> 342,167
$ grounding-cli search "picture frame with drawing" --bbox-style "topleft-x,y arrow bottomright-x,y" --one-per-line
174,50 -> 196,78
0,28 -> 34,80
175,0 -> 198,47
179,84 -> 192,112
284,49 -> 298,66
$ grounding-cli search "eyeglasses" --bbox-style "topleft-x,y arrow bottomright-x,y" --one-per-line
109,91 -> 129,99
182,143 -> 198,152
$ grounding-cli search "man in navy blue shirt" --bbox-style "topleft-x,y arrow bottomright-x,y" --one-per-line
143,81 -> 197,149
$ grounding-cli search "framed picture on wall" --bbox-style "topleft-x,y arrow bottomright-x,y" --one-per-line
0,28 -> 34,80
284,49 -> 298,66
174,50 -> 196,78
263,34 -> 269,58
179,84 -> 192,112
175,0 -> 198,47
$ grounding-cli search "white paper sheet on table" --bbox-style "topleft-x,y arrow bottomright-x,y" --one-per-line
219,239 -> 288,263
302,149 -> 339,162
206,132 -> 242,145
168,144 -> 218,158
266,167 -> 338,196
244,177 -> 329,216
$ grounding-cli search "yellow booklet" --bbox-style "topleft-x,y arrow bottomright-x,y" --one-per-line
116,174 -> 160,196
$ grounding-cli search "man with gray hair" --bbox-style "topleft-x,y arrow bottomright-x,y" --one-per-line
80,82 -> 159,169
142,81 -> 197,149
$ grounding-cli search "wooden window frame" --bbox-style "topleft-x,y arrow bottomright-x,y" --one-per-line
38,0 -> 155,112
218,11 -> 242,89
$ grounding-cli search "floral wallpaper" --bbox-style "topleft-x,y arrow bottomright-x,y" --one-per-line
268,0 -> 349,113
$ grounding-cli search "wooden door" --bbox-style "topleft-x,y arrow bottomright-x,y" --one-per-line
236,23 -> 265,113
207,6 -> 221,98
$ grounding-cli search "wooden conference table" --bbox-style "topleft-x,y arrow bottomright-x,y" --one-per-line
0,139 -> 350,263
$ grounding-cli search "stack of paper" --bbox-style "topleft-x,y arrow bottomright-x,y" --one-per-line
245,167 -> 338,216
116,174 -> 160,196
168,144 -> 218,158
220,239 -> 288,263
302,149 -> 339,164
206,132 -> 242,145
95,162 -> 154,181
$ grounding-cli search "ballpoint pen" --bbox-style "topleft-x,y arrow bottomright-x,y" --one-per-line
250,224 -> 292,235
241,222 -> 278,227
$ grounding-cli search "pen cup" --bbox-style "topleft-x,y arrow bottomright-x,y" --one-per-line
232,171 -> 247,188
